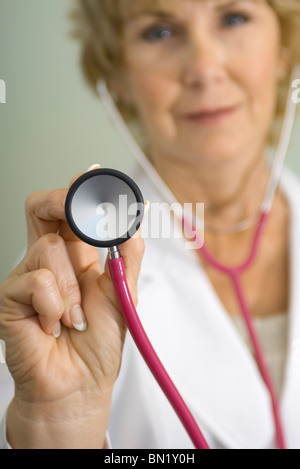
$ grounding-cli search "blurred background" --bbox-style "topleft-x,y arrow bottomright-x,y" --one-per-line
0,0 -> 137,281
0,0 -> 300,282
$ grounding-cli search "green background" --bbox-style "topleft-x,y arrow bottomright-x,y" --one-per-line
0,0 -> 299,282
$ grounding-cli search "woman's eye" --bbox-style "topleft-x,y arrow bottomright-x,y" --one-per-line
222,12 -> 250,27
141,24 -> 180,42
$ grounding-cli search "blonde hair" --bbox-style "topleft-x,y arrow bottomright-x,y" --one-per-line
71,0 -> 300,144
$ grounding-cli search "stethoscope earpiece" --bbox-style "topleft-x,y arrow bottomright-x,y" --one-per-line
65,168 -> 144,248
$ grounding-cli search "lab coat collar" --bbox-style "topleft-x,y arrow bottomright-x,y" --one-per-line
131,163 -> 300,449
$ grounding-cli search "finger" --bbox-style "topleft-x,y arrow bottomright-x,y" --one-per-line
58,164 -> 102,242
25,188 -> 68,248
24,187 -> 101,280
15,233 -> 85,331
67,164 -> 101,189
25,165 -> 102,248
1,270 -> 65,338
58,164 -> 104,278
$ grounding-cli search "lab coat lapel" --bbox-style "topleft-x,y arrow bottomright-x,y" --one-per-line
133,164 -> 300,449
279,168 -> 300,449
137,231 -> 275,449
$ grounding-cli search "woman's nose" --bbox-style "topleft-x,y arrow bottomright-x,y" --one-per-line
181,33 -> 227,88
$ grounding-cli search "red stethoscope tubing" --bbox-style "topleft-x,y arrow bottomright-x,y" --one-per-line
99,65 -> 300,450
108,210 -> 286,450
183,210 -> 286,449
108,256 -> 210,450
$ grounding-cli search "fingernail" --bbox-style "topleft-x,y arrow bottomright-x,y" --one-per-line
87,164 -> 101,172
70,305 -> 87,332
52,321 -> 62,339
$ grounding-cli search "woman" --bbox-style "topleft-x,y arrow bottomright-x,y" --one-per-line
1,0 -> 300,449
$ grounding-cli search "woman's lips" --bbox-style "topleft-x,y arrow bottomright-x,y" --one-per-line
181,105 -> 240,125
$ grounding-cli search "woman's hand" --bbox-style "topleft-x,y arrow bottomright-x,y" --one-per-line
0,168 -> 146,449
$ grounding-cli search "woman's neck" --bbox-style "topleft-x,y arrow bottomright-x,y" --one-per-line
150,146 -> 271,230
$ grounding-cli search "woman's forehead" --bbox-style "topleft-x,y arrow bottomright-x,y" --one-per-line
117,0 -> 263,19
117,0 -> 196,18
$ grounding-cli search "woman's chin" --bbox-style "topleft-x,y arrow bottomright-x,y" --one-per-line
174,141 -> 248,167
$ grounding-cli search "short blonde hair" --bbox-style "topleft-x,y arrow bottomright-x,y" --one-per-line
71,0 -> 300,144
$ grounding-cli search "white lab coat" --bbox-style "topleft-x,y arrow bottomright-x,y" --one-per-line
1,163 -> 300,449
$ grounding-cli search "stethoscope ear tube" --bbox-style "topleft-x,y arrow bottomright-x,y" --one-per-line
108,254 -> 210,449
96,65 -> 300,449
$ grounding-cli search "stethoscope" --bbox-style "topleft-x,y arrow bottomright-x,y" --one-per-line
65,65 -> 300,449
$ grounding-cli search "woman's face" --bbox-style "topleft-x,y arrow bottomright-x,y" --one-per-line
119,0 -> 285,166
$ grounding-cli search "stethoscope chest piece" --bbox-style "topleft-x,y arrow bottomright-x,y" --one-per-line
65,168 -> 144,248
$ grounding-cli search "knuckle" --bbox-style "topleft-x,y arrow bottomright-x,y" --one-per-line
30,268 -> 56,293
0,282 -> 8,319
25,191 -> 39,214
44,189 -> 58,209
0,279 -> 7,297
45,188 -> 66,211
38,233 -> 64,253
61,279 -> 80,300
25,189 -> 65,221
0,280 -> 12,331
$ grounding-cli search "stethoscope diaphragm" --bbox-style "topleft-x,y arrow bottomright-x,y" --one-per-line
65,168 -> 144,248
